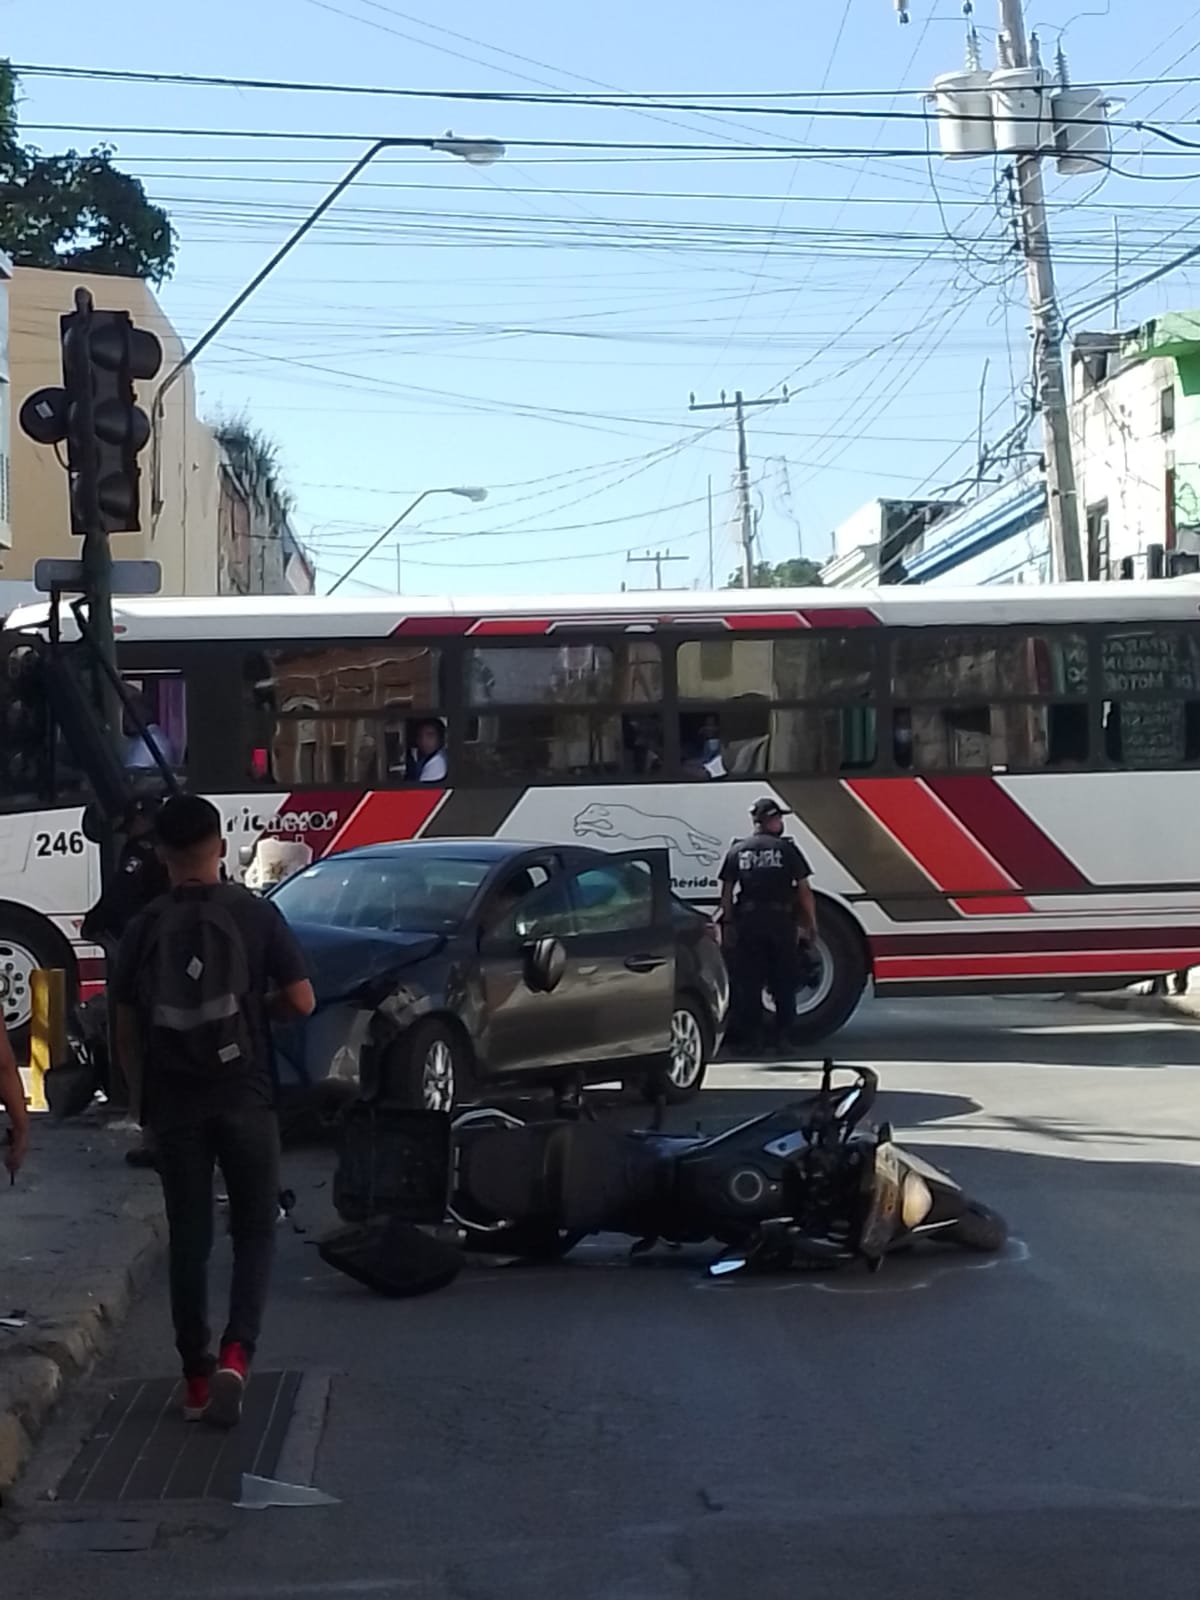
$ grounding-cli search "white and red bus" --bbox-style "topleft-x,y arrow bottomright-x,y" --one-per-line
2,581 -> 1198,1046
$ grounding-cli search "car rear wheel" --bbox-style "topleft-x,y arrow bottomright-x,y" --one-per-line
641,995 -> 710,1104
383,1019 -> 473,1112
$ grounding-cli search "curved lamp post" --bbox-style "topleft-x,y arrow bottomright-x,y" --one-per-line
150,134 -> 504,527
325,486 -> 489,595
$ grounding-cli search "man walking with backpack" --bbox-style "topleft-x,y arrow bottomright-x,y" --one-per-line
112,795 -> 315,1428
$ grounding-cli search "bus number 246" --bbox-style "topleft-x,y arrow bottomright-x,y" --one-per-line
34,830 -> 86,858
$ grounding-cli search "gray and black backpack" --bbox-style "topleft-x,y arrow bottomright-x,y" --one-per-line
143,884 -> 255,1076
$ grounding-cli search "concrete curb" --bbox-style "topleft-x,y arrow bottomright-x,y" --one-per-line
1069,990 -> 1200,1022
0,1172 -> 166,1498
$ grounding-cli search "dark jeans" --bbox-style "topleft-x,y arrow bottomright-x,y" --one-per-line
155,1108 -> 281,1378
729,912 -> 799,1046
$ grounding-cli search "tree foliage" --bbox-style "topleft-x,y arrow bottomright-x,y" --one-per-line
211,413 -> 296,517
0,61 -> 175,283
724,557 -> 824,589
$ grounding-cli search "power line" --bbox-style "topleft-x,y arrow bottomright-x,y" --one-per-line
15,61 -> 1200,110
24,121 -> 1200,159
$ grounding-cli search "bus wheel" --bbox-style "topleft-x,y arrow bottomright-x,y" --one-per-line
786,906 -> 868,1045
0,908 -> 78,1059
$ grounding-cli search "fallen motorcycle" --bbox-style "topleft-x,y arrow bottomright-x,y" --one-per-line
318,1062 -> 1008,1296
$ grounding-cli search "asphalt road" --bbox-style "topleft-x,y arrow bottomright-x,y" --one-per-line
7,992 -> 1200,1598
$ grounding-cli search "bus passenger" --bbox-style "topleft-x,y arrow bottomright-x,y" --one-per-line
409,720 -> 447,782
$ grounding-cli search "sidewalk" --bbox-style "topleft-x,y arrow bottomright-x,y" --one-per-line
0,1115 -> 163,1496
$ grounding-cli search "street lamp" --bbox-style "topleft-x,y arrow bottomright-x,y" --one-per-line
326,486 -> 488,596
149,133 -> 504,528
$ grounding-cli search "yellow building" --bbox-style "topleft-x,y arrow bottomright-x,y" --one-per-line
4,266 -> 221,594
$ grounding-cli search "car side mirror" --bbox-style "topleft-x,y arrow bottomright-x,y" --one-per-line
523,935 -> 566,994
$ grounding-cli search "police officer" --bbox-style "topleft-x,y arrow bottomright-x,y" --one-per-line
81,794 -> 170,954
81,792 -> 170,1162
718,798 -> 817,1052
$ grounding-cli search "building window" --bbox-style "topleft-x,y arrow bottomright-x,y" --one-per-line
1086,501 -> 1110,582
1161,384 -> 1176,436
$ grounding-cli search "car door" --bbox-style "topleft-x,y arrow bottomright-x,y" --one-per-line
477,862 -> 588,1078
558,848 -> 675,1069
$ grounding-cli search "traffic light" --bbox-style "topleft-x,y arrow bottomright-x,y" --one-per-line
19,291 -> 163,535
1,645 -> 52,800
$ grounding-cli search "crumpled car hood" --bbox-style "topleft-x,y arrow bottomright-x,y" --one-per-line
287,921 -> 445,1006
272,922 -> 446,1093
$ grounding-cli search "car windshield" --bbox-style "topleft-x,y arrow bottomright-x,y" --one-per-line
271,854 -> 491,934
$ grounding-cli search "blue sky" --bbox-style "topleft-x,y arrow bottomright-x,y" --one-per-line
4,0 -> 1199,596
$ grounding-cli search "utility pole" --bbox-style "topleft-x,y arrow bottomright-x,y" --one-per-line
706,475 -> 715,590
689,388 -> 788,586
998,4 -> 1084,581
627,549 -> 688,590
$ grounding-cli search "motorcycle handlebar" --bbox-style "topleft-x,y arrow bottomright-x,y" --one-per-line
818,1061 -> 878,1135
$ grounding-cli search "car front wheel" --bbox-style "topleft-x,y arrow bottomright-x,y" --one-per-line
382,1019 -> 472,1111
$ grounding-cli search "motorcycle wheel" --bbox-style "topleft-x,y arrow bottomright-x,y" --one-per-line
944,1200 -> 1008,1253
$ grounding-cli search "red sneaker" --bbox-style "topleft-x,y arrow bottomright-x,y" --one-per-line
205,1343 -> 249,1429
183,1375 -> 211,1422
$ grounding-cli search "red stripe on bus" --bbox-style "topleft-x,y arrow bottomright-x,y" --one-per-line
725,612 -> 808,631
923,775 -> 1090,891
846,778 -> 1032,915
469,618 -> 553,636
872,925 -> 1200,956
799,607 -> 880,629
876,949 -> 1200,981
322,790 -> 446,854
392,616 -> 472,636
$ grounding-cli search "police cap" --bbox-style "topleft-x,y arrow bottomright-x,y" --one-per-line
750,797 -> 791,823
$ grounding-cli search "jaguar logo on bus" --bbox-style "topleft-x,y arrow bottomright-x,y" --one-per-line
573,801 -> 725,876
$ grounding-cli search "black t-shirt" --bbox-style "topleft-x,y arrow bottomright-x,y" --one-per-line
719,832 -> 812,913
111,884 -> 310,1130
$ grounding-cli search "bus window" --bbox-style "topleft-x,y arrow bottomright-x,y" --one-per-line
766,708 -> 877,773
462,711 -> 626,781
265,717 -> 382,786
120,674 -> 187,773
676,635 -> 874,702
252,643 -> 443,713
892,629 -> 1089,701
622,714 -> 663,776
900,702 -> 1089,771
246,644 -> 442,787
1100,626 -> 1200,768
465,641 -> 660,706
679,703 -> 771,779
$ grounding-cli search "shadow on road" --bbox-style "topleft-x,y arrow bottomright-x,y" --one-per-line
821,1001 -> 1200,1070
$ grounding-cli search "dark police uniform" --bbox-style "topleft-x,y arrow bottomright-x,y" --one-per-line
81,824 -> 170,1112
719,826 -> 813,1047
81,834 -> 170,949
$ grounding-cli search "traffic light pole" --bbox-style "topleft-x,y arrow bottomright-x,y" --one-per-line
67,290 -> 123,888
19,285 -> 166,891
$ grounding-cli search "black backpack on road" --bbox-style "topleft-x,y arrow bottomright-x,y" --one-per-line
143,884 -> 255,1077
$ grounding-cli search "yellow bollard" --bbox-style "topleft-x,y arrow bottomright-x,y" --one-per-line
27,968 -> 66,1113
